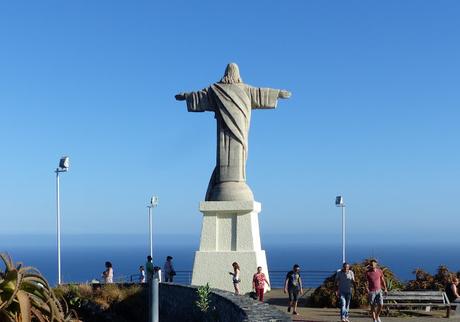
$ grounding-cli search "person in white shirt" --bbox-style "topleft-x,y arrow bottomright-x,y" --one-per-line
139,266 -> 146,283
102,261 -> 113,284
229,262 -> 241,294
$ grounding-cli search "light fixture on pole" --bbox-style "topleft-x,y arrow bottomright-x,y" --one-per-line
55,156 -> 70,285
335,195 -> 346,264
147,196 -> 159,260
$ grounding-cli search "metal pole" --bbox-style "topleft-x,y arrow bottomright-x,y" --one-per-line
342,206 -> 346,264
56,170 -> 61,285
148,206 -> 153,258
150,276 -> 159,322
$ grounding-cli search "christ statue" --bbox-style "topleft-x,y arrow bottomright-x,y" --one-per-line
175,63 -> 291,201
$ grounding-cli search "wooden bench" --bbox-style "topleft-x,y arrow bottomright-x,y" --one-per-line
383,291 -> 458,317
449,302 -> 460,318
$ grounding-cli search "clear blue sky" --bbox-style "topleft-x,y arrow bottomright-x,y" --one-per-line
1,1 -> 459,244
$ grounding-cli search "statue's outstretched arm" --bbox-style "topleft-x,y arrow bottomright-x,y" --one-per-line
248,86 -> 292,109
278,90 -> 292,99
176,88 -> 214,112
175,92 -> 189,101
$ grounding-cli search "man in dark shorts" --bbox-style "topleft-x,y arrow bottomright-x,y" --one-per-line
366,259 -> 388,322
284,264 -> 303,315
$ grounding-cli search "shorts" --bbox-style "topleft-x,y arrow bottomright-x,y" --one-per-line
288,287 -> 300,302
369,290 -> 383,306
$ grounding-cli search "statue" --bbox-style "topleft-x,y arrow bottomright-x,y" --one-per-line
175,63 -> 291,201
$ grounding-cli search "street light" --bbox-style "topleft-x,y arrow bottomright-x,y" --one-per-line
147,195 -> 159,322
147,196 -> 159,260
335,196 -> 346,264
55,156 -> 70,285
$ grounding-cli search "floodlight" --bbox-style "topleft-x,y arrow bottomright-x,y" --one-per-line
335,196 -> 344,207
59,156 -> 70,170
150,196 -> 159,207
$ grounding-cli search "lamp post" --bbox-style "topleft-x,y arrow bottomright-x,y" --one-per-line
147,196 -> 159,322
147,196 -> 159,259
55,156 -> 70,285
335,195 -> 346,264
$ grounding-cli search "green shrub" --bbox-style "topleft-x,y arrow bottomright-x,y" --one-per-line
195,283 -> 211,313
405,265 -> 459,291
56,283 -> 145,322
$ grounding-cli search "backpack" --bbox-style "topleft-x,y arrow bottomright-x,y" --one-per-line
249,291 -> 258,300
289,272 -> 300,288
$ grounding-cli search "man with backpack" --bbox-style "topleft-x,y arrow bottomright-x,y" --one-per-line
284,264 -> 303,315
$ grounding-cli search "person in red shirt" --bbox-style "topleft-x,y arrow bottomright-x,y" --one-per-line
252,266 -> 270,302
366,259 -> 388,322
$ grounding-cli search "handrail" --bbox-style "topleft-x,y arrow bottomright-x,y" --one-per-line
127,270 -> 334,288
63,270 -> 335,287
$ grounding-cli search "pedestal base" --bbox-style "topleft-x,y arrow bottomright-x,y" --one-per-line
191,200 -> 270,294
192,250 -> 269,294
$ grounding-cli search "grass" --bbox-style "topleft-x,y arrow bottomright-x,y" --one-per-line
55,283 -> 146,322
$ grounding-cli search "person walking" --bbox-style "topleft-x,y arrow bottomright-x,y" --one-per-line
139,265 -> 146,283
284,264 -> 303,315
229,262 -> 241,295
335,262 -> 355,322
146,255 -> 154,283
163,256 -> 175,282
252,266 -> 270,302
102,261 -> 113,284
366,259 -> 388,322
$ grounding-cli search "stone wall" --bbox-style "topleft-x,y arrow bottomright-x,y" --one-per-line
159,283 -> 291,322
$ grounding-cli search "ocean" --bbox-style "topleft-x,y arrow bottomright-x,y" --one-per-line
2,239 -> 459,287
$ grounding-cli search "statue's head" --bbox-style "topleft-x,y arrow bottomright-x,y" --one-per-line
220,63 -> 242,84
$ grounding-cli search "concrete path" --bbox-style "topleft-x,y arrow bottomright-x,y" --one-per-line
264,289 -> 449,322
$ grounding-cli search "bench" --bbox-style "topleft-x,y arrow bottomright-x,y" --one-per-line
383,291 -> 459,317
450,302 -> 460,318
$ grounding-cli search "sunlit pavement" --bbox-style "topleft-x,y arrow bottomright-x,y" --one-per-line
264,289 -> 448,322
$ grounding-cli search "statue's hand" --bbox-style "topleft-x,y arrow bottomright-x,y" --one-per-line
175,93 -> 187,101
278,90 -> 292,99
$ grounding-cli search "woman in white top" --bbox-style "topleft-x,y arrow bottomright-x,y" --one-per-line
139,265 -> 146,283
102,261 -> 113,283
229,262 -> 241,294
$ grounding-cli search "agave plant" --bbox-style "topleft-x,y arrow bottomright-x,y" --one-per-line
0,252 -> 78,322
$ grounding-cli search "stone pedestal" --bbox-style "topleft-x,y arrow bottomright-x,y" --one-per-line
191,200 -> 270,294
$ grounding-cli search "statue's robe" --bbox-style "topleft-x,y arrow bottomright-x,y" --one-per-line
186,82 -> 281,201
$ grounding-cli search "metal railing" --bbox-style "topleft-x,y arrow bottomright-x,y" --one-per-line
269,270 -> 334,288
128,270 -> 334,288
129,270 -> 192,284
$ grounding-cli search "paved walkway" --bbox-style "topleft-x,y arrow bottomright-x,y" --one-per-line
264,289 -> 449,322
